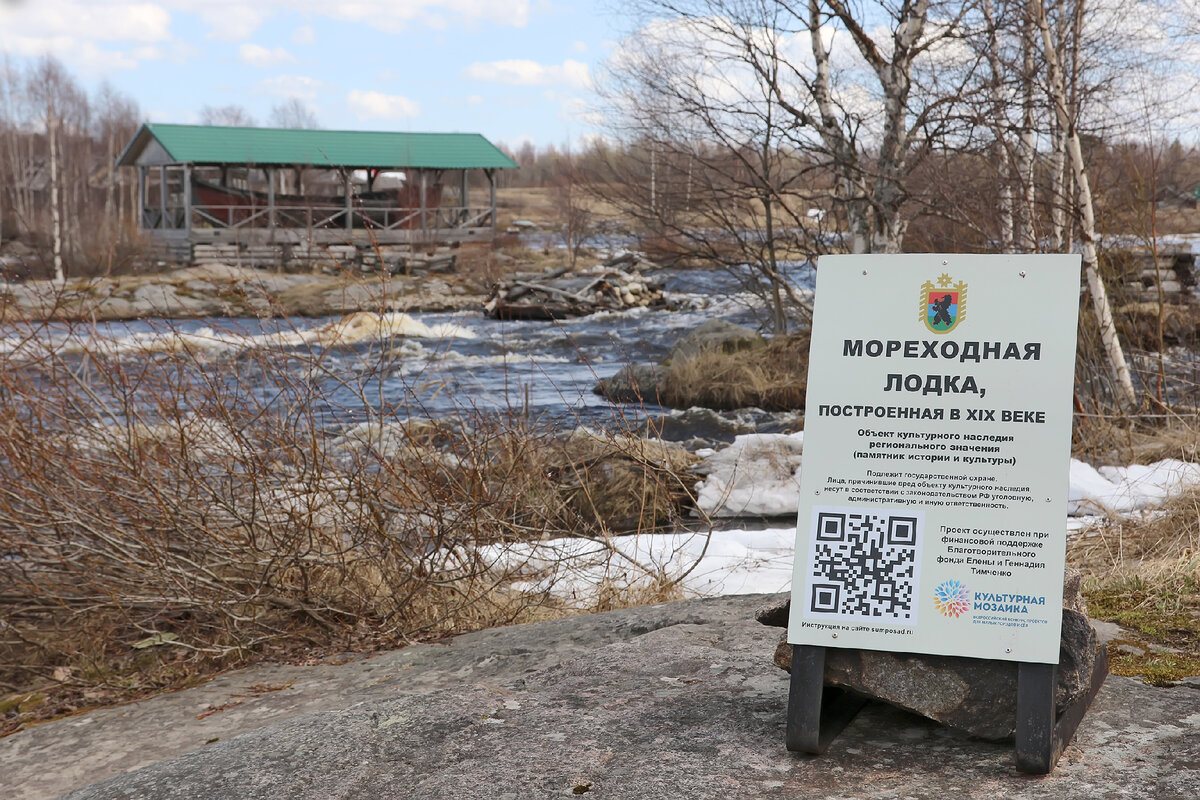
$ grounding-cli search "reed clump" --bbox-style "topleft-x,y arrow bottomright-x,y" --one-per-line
662,333 -> 809,412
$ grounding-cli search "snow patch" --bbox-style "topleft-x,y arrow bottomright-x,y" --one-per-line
693,432 -> 804,518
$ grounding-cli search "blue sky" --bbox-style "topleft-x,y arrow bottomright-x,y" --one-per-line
0,0 -> 620,148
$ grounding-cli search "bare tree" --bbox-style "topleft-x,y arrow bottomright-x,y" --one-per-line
269,98 -> 320,129
25,56 -> 85,282
597,1 -> 982,332
552,146 -> 597,268
1031,0 -> 1136,409
95,82 -> 141,231
598,2 -> 837,331
198,104 -> 256,127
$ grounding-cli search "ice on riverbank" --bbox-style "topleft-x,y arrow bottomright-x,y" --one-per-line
1068,457 -> 1200,515
693,432 -> 1200,520
693,431 -> 804,517
478,525 -> 798,604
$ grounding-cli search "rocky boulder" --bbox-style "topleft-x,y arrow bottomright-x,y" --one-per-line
666,319 -> 764,363
593,363 -> 666,403
758,568 -> 1100,740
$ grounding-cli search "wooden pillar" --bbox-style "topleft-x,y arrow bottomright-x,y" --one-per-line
460,169 -> 469,223
158,165 -> 167,229
267,167 -> 276,230
344,169 -> 352,231
488,169 -> 496,237
137,166 -> 147,231
419,170 -> 427,233
183,163 -> 192,235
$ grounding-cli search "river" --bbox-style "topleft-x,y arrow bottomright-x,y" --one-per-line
0,262 -> 819,446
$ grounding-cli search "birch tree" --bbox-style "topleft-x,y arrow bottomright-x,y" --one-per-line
798,0 -> 978,253
25,57 -> 83,283
1032,0 -> 1136,409
598,0 -> 980,331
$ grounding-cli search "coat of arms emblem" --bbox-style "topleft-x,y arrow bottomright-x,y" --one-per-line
920,273 -> 968,334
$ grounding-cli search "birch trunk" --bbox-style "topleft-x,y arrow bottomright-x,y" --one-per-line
809,0 -> 871,253
49,116 -> 64,283
1033,0 -> 1137,411
1017,10 -> 1037,252
1049,128 -> 1068,252
815,0 -> 928,254
981,0 -> 1015,251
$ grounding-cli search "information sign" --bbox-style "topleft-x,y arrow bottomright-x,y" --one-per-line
787,254 -> 1081,663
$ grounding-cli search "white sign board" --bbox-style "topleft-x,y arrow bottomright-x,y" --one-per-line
787,254 -> 1081,663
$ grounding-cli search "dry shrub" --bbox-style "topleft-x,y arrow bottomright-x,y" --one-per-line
1072,416 -> 1200,466
1114,302 -> 1200,351
0,319 -> 705,727
662,333 -> 809,411
551,430 -> 700,533
637,232 -> 701,266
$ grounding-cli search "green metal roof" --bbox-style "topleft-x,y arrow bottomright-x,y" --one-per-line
117,123 -> 518,170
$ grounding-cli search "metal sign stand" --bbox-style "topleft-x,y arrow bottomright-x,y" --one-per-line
785,644 -> 1109,774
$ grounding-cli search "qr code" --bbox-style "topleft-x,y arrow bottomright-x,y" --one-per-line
806,507 -> 922,623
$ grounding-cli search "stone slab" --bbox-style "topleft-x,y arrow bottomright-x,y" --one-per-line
2,594 -> 1197,800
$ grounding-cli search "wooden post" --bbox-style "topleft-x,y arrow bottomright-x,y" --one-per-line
159,165 -> 167,230
344,169 -> 352,231
419,170 -> 427,233
137,166 -> 146,231
488,169 -> 497,237
267,167 -> 276,231
183,163 -> 192,236
460,168 -> 469,225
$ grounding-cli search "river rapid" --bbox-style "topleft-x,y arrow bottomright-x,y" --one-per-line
0,263 -> 818,447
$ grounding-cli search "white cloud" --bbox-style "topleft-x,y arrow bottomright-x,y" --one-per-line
257,74 -> 324,100
0,1 -> 175,70
324,1 -> 531,33
0,2 -> 172,42
162,1 -> 532,39
292,25 -> 316,46
347,89 -> 420,120
571,40 -> 587,54
197,6 -> 266,40
466,94 -> 484,105
464,58 -> 590,88
239,43 -> 296,67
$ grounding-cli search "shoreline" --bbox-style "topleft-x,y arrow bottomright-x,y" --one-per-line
0,263 -> 488,323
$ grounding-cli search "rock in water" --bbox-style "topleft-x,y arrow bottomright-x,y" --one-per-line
666,319 -> 764,363
759,568 -> 1100,741
592,363 -> 665,403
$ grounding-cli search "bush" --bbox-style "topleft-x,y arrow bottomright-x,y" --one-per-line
0,317 -> 701,730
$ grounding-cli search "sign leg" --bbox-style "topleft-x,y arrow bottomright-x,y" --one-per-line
786,645 -> 867,754
1015,662 -> 1056,773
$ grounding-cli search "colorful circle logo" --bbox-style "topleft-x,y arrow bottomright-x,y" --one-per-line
933,580 -> 970,618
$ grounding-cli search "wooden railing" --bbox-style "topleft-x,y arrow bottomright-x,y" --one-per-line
178,204 -> 494,231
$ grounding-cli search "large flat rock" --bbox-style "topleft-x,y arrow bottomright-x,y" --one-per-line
3,595 -> 1198,800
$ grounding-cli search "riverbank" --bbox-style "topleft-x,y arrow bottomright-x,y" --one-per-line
0,262 -> 491,322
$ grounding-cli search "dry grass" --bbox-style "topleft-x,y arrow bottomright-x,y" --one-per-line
1113,302 -> 1200,351
1068,492 -> 1200,684
1072,416 -> 1200,467
662,333 -> 809,412
553,430 -> 700,533
495,187 -> 627,230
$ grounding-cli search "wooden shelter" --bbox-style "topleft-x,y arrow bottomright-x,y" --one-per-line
116,123 -> 518,265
